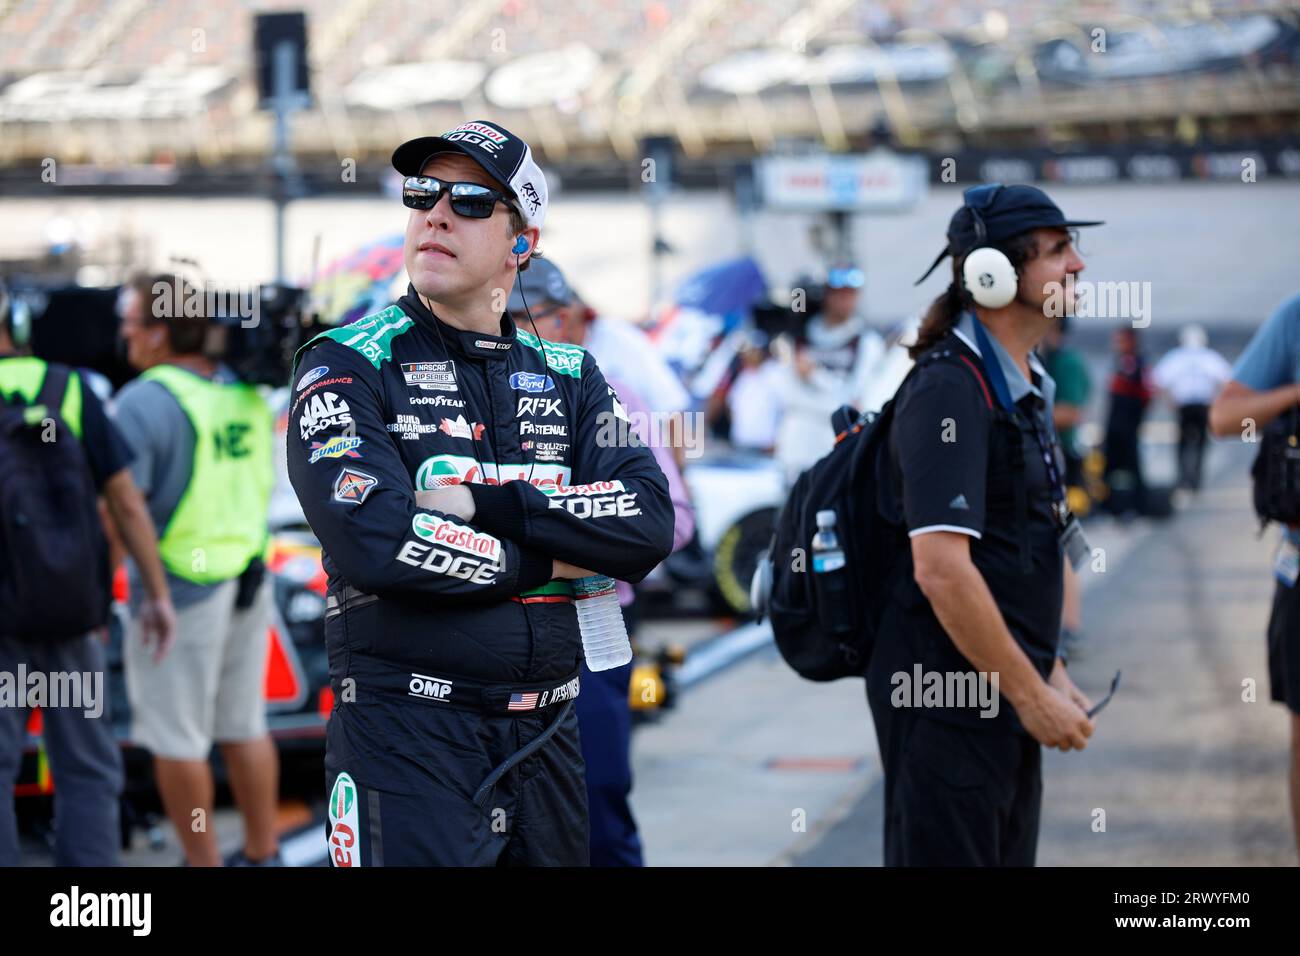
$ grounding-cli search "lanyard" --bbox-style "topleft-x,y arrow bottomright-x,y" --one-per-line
970,317 -> 1070,527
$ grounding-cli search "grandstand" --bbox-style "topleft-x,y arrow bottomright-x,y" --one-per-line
0,0 -> 1296,172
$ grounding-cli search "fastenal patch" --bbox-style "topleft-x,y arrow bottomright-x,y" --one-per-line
333,468 -> 378,504
411,512 -> 503,563
328,772 -> 362,867
402,360 -> 457,391
309,435 -> 363,463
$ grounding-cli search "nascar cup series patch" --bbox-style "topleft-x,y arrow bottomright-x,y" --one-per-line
402,361 -> 457,391
328,772 -> 362,867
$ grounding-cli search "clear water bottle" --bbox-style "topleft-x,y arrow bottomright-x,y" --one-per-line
573,575 -> 632,671
811,509 -> 852,635
811,510 -> 846,573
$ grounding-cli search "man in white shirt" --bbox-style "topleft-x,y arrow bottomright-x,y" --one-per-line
1152,324 -> 1231,491
775,264 -> 886,482
576,298 -> 691,467
726,331 -> 784,454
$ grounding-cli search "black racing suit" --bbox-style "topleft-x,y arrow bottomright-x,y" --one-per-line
286,287 -> 674,866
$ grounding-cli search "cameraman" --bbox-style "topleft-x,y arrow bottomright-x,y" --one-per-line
113,273 -> 278,867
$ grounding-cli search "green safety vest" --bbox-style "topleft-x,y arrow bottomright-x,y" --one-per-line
142,364 -> 274,584
0,355 -> 84,438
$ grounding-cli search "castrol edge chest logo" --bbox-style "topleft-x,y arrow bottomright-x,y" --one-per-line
415,453 -> 569,492
411,513 -> 502,564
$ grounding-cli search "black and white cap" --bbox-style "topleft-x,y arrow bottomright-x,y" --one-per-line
392,120 -> 549,231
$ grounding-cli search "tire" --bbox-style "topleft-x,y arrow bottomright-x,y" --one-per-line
712,507 -> 778,616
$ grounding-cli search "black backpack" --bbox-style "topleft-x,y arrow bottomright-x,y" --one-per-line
756,348 -> 992,681
0,364 -> 111,641
1251,405 -> 1300,529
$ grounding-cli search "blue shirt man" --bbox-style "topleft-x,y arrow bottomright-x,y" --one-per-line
1210,291 -> 1300,861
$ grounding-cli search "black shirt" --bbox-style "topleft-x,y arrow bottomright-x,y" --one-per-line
0,356 -> 133,490
77,372 -> 134,490
871,334 -> 1064,735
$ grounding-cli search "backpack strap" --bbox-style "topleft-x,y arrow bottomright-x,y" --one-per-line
915,345 -> 995,411
35,363 -> 71,420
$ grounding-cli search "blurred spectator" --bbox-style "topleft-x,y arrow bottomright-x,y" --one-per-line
1208,291 -> 1300,861
573,297 -> 691,469
775,265 -> 886,481
1039,315 -> 1091,488
1039,315 -> 1091,661
112,273 -> 278,867
726,331 -> 784,455
0,279 -> 175,866
509,259 -> 696,866
511,265 -> 691,466
1102,326 -> 1153,518
1152,324 -> 1231,492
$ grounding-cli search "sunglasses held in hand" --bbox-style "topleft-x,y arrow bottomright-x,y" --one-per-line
1087,670 -> 1122,719
402,176 -> 513,219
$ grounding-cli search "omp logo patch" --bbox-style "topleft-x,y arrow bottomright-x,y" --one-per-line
408,673 -> 454,702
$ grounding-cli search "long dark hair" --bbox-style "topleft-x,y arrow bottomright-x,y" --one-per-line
909,231 -> 1041,359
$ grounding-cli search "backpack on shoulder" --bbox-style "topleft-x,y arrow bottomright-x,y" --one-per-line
753,347 -> 992,681
0,364 -> 112,641
1251,405 -> 1300,530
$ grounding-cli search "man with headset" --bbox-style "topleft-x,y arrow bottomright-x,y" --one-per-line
286,121 -> 674,866
866,184 -> 1101,865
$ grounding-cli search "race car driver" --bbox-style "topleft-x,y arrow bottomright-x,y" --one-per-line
287,120 -> 674,867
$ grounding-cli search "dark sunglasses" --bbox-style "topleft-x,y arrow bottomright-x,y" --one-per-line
1086,669 -> 1122,719
402,176 -> 511,219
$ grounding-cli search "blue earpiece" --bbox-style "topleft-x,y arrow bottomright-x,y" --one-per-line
512,236 -> 529,255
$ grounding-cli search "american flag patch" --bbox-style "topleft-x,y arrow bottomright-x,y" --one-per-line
507,692 -> 539,712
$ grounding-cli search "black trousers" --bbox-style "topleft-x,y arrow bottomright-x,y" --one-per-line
324,697 -> 589,867
1267,574 -> 1300,716
1176,403 -> 1210,491
867,687 -> 1043,866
